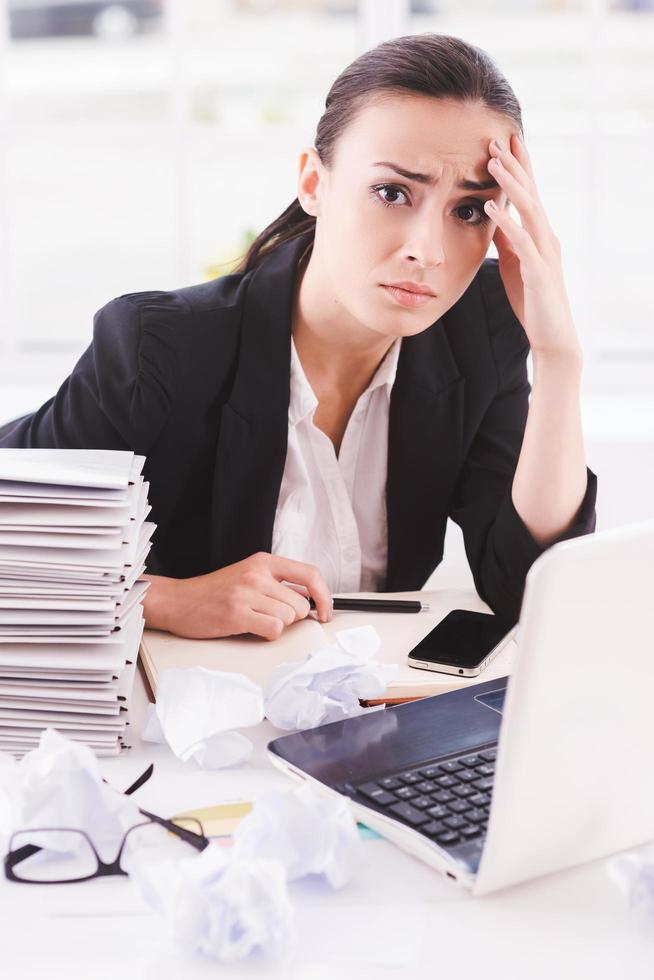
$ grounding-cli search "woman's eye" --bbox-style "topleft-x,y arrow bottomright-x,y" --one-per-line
372,184 -> 409,208
455,203 -> 489,227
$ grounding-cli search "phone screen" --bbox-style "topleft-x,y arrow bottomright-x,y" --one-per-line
409,609 -> 516,668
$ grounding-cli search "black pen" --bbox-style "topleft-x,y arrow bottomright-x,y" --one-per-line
308,597 -> 430,613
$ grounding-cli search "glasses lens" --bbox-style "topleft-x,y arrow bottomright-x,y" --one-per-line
120,819 -> 206,874
9,830 -> 98,883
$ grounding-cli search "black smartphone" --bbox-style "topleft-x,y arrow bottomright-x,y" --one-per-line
407,609 -> 517,677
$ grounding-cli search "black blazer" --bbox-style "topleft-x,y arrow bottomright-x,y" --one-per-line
0,229 -> 597,621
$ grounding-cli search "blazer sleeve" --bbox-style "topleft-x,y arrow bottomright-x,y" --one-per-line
448,266 -> 598,623
0,292 -> 190,454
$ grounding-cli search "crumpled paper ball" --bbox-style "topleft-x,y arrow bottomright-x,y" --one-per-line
264,624 -> 398,731
126,840 -> 294,963
233,782 -> 362,888
142,667 -> 264,769
608,843 -> 654,916
0,728 -> 141,860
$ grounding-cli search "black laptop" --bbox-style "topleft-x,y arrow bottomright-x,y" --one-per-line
268,676 -> 507,877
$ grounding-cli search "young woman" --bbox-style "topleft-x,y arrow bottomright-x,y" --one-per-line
0,34 -> 597,641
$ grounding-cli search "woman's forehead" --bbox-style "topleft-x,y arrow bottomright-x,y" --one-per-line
337,96 -> 515,171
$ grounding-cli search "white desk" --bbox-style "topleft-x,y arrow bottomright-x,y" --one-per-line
2,662 -> 654,978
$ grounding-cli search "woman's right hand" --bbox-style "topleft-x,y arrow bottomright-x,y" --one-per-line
142,552 -> 332,641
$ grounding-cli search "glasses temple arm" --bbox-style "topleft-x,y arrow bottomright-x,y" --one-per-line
123,763 -> 155,796
137,807 -> 209,852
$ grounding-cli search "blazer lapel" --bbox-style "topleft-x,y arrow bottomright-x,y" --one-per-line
385,316 -> 465,592
209,230 -> 314,570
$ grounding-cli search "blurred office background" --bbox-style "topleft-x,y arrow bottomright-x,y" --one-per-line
0,0 -> 652,587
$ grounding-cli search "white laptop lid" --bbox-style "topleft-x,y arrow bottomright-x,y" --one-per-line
474,518 -> 654,896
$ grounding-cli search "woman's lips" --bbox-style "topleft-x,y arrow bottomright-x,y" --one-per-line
381,284 -> 436,309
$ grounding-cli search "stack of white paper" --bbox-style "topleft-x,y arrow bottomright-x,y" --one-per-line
0,449 -> 155,757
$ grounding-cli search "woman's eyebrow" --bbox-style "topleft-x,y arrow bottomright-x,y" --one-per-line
371,160 -> 498,191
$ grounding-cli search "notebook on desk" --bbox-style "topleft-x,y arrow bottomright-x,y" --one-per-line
138,589 -> 519,704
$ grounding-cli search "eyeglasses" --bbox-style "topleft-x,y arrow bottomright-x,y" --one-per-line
4,762 -> 210,885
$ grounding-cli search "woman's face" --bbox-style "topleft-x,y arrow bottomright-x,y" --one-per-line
299,94 -> 517,340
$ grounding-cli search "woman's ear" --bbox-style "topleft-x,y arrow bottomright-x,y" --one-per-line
297,147 -> 324,217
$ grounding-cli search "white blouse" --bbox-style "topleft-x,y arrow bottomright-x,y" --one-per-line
271,334 -> 402,593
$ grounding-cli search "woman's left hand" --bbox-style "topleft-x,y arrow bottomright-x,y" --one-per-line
484,133 -> 582,359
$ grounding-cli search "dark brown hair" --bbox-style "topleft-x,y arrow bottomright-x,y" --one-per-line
233,32 -> 523,275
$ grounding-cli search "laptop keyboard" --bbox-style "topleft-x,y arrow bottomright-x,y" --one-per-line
347,746 -> 497,851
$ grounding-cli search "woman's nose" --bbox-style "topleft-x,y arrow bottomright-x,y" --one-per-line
404,217 -> 446,269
